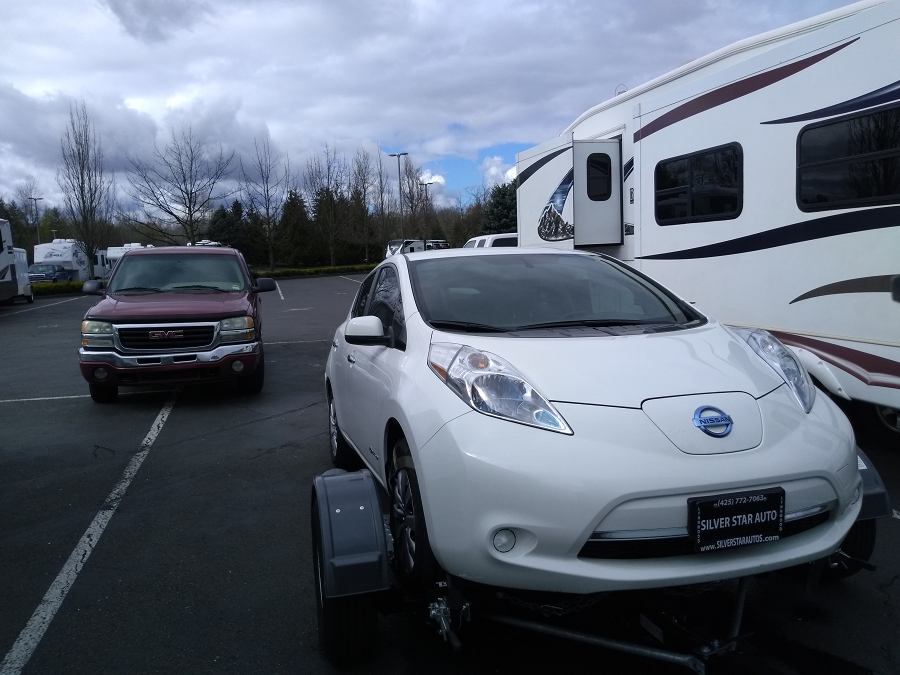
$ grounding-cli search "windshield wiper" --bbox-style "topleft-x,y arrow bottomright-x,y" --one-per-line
112,286 -> 164,293
512,319 -> 651,332
171,284 -> 230,292
429,320 -> 509,333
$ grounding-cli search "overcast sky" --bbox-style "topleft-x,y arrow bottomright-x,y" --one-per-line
1,0 -> 853,211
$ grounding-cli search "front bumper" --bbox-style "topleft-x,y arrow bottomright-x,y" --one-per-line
415,387 -> 862,594
78,342 -> 261,386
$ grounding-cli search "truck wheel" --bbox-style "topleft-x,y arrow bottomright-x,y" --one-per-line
823,519 -> 877,580
328,394 -> 356,469
312,495 -> 377,665
89,383 -> 118,403
237,350 -> 265,394
26,288 -> 34,303
390,438 -> 440,593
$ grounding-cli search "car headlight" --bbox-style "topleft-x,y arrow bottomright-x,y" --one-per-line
732,328 -> 816,413
428,343 -> 573,434
219,316 -> 255,342
82,320 -> 113,334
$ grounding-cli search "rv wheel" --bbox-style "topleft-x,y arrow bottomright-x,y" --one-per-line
26,289 -> 34,303
89,383 -> 118,404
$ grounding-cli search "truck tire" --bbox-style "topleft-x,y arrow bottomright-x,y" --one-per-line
237,349 -> 265,394
823,518 -> 877,580
26,288 -> 34,303
89,383 -> 118,403
312,495 -> 377,665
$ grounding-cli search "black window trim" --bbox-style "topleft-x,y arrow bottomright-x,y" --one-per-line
795,100 -> 900,213
350,270 -> 378,319
654,142 -> 744,226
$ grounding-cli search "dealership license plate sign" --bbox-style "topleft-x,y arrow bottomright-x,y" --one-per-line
688,488 -> 784,552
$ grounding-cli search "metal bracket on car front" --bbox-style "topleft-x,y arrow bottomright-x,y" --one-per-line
856,448 -> 893,520
312,469 -> 390,598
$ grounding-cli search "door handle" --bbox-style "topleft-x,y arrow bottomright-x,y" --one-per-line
347,354 -> 356,364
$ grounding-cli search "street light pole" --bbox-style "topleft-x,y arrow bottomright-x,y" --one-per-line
27,197 -> 44,245
419,181 -> 434,249
388,152 -> 408,240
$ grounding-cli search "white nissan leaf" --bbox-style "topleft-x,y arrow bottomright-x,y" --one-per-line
319,247 -> 881,664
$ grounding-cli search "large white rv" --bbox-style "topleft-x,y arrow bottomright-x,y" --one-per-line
0,219 -> 18,303
33,239 -> 91,281
517,0 -> 900,434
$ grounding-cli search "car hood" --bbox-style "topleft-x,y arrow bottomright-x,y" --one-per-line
85,292 -> 252,322
429,321 -> 784,409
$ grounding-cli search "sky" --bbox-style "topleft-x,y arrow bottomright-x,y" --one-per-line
0,0 -> 856,212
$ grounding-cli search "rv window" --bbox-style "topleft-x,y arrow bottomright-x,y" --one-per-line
655,144 -> 742,225
586,153 -> 612,201
797,104 -> 900,211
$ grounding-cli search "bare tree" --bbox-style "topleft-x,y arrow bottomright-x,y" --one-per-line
304,145 -> 349,267
57,102 -> 117,278
241,135 -> 291,270
14,174 -> 44,246
401,155 -> 427,242
372,146 -> 398,254
125,127 -> 235,245
350,148 -> 374,262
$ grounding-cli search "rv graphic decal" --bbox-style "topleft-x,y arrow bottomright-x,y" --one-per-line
538,168 -> 575,241
623,157 -> 634,181
772,331 -> 900,390
633,39 -> 857,143
517,147 -> 569,187
790,274 -> 898,304
638,205 -> 900,260
0,265 -> 9,280
763,78 -> 900,125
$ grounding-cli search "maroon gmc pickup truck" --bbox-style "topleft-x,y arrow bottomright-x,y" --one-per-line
79,246 -> 277,403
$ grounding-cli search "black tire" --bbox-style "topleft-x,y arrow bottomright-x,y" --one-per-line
237,349 -> 265,394
871,404 -> 900,447
823,518 -> 877,580
89,383 -> 118,403
389,438 -> 440,592
26,288 -> 34,303
312,496 -> 377,665
327,394 -> 356,470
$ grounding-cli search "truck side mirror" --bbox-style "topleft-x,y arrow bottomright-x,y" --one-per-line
82,280 -> 105,295
253,278 -> 277,293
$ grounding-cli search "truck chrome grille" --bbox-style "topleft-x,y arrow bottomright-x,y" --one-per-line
117,325 -> 215,350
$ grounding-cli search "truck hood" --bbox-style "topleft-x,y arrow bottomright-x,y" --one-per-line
431,321 -> 784,408
85,292 -> 252,322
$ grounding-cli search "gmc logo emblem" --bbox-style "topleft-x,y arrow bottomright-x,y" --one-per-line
149,330 -> 184,339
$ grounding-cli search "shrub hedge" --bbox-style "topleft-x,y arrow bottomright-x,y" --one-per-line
33,281 -> 85,296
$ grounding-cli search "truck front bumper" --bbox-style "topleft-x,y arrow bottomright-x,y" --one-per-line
78,342 -> 261,386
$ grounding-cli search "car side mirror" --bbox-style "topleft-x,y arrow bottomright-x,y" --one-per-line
345,316 -> 392,347
82,280 -> 105,295
253,277 -> 277,293
892,275 -> 900,303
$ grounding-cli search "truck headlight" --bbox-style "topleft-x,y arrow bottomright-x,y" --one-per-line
82,320 -> 113,334
219,316 -> 255,342
428,343 -> 572,434
732,328 -> 816,413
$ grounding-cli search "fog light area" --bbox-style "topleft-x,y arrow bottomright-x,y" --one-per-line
231,361 -> 245,373
493,529 -> 516,553
94,367 -> 108,381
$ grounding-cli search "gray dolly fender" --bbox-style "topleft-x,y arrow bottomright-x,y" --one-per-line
311,468 -> 390,598
857,448 -> 893,520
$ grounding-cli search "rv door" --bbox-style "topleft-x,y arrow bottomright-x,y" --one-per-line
572,139 -> 623,247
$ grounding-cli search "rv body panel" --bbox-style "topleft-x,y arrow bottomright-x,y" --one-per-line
0,220 -> 16,303
34,239 -> 91,281
516,0 -> 900,411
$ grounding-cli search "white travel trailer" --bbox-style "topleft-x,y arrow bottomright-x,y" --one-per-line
105,243 -> 146,273
33,239 -> 91,281
517,0 -> 900,434
0,219 -> 18,303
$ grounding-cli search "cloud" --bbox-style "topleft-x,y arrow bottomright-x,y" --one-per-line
480,156 -> 515,187
100,0 -> 213,42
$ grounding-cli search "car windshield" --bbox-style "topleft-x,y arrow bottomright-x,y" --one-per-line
29,265 -> 56,273
107,253 -> 247,293
408,253 -> 700,332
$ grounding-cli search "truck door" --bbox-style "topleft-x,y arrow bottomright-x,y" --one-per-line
573,139 -> 623,246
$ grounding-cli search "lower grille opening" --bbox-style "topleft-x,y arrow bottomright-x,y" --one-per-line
119,367 -> 220,384
578,511 -> 831,560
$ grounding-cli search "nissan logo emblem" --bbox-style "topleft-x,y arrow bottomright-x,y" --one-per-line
693,406 -> 733,438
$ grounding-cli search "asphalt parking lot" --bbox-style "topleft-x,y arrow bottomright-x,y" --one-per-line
1,275 -> 898,675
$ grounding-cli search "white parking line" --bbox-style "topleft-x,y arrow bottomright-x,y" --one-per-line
0,296 -> 86,318
0,387 -> 182,675
0,391 -> 174,404
275,281 -> 284,300
893,509 -> 900,520
340,276 -> 362,284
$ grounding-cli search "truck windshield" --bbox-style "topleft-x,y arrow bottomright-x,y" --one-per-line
107,254 -> 247,293
408,253 -> 701,332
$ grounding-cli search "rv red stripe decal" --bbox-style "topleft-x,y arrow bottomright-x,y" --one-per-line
789,275 -> 898,304
771,330 -> 900,390
633,39 -> 857,143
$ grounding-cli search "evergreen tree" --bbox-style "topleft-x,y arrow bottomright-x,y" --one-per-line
482,180 -> 517,235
